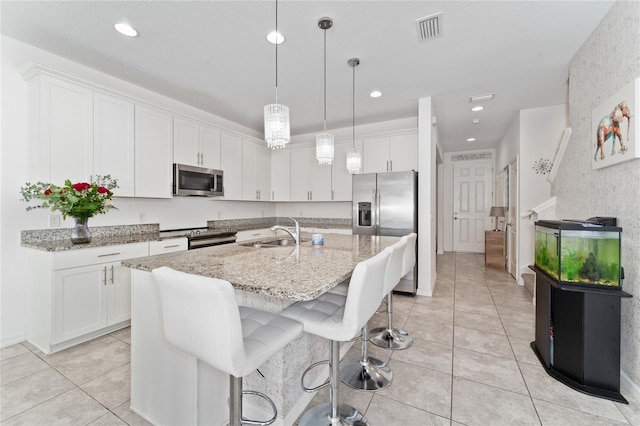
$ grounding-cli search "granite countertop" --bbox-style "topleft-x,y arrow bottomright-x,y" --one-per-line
19,224 -> 184,252
122,233 -> 399,301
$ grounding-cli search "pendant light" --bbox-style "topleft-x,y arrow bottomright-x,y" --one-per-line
346,58 -> 362,174
316,17 -> 334,165
264,0 -> 290,149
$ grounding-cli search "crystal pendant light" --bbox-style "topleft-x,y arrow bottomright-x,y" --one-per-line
264,0 -> 290,149
316,17 -> 334,165
347,58 -> 362,174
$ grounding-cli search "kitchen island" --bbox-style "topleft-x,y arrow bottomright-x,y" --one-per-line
122,233 -> 399,426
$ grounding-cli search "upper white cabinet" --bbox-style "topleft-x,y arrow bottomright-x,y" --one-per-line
270,148 -> 290,201
135,105 -> 173,198
26,73 -> 93,183
94,92 -> 135,197
290,146 -> 332,201
242,138 -> 270,201
332,141 -> 357,201
363,132 -> 418,173
220,132 -> 243,200
173,117 -> 221,169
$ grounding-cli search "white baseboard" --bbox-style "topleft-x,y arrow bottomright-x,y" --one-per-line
621,369 -> 640,403
1,334 -> 26,349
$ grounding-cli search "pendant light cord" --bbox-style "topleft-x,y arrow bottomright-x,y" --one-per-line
352,61 -> 355,148
323,28 -> 327,132
275,0 -> 279,104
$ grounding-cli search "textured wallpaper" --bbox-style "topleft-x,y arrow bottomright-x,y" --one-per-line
554,1 -> 640,389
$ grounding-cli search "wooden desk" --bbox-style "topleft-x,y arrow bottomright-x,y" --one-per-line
485,230 -> 505,270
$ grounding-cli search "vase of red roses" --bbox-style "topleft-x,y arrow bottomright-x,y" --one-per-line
20,175 -> 118,244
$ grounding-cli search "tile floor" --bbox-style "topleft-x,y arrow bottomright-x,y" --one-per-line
2,252 -> 639,425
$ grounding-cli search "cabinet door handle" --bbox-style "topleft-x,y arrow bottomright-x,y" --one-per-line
164,244 -> 180,249
389,160 -> 392,171
110,265 -> 115,284
331,189 -> 334,201
310,191 -> 312,201
272,190 -> 274,201
103,266 -> 107,286
97,252 -> 120,258
258,189 -> 261,200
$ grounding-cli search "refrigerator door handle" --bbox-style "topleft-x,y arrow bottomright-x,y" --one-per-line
376,191 -> 381,233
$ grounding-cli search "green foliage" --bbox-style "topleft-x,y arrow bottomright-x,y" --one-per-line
20,175 -> 118,220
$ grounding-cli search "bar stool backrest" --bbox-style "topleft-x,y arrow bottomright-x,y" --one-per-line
401,233 -> 417,277
341,249 -> 391,340
153,267 -> 246,376
382,239 -> 407,295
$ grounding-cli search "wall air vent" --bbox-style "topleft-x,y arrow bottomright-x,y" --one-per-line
416,12 -> 442,41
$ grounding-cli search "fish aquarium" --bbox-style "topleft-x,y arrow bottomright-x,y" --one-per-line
535,220 -> 622,289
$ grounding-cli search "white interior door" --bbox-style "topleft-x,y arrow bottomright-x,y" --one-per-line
508,159 -> 518,277
453,160 -> 493,252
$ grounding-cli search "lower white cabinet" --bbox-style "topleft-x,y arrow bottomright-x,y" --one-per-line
235,228 -> 275,242
52,261 -> 131,344
26,241 -> 150,354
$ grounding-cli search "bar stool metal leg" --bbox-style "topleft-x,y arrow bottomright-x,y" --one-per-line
370,293 -> 414,350
298,341 -> 368,426
339,323 -> 393,391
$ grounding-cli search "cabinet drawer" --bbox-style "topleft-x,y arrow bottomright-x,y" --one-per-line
236,228 -> 274,243
149,238 -> 188,255
53,242 -> 149,270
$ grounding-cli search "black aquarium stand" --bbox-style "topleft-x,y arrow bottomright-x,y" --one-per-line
531,266 -> 632,404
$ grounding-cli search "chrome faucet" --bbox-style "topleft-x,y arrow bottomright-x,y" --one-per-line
270,217 -> 300,245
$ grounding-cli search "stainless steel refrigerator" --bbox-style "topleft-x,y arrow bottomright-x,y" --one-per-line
352,171 -> 418,294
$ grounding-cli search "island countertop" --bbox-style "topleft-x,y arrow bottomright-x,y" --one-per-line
122,233 -> 400,301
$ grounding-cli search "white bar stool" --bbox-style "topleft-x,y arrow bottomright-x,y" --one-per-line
152,267 -> 303,426
281,249 -> 391,426
338,238 -> 405,391
370,233 -> 416,350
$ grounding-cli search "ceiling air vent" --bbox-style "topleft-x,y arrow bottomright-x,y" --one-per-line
416,12 -> 442,41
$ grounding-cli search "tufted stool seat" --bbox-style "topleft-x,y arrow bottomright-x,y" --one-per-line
152,267 -> 303,426
281,248 -> 391,426
370,233 -> 416,350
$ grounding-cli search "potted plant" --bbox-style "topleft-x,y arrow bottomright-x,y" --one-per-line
20,175 -> 118,244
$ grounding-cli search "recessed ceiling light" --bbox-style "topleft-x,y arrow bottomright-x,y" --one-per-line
472,118 -> 480,124
114,23 -> 138,37
467,138 -> 476,142
370,90 -> 382,98
471,106 -> 484,112
469,93 -> 495,103
266,31 -> 285,44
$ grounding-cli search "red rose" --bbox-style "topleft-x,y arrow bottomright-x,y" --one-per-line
97,186 -> 110,194
72,182 -> 91,191
44,188 -> 52,195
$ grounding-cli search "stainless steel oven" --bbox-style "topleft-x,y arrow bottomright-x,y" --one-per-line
173,164 -> 224,197
159,228 -> 237,250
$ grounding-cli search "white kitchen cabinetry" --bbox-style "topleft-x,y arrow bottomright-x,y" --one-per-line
148,238 -> 188,255
290,146 -> 332,201
242,138 -> 271,201
25,72 -> 93,183
270,149 -> 290,201
94,92 -> 135,197
174,117 -> 221,169
220,132 -> 243,200
363,132 -> 418,173
235,228 -> 275,243
332,141 -> 356,201
135,105 -> 174,198
27,242 -> 149,354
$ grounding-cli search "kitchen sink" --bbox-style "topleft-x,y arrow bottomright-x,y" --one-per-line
240,237 -> 309,248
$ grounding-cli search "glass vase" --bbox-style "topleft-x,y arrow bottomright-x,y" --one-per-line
71,217 -> 92,244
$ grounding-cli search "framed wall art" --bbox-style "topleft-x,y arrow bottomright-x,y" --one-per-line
591,77 -> 639,170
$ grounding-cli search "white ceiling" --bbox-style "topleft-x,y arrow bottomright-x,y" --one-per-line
1,1 -> 614,153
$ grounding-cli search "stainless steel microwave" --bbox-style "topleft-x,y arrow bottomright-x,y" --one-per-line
173,164 -> 224,197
